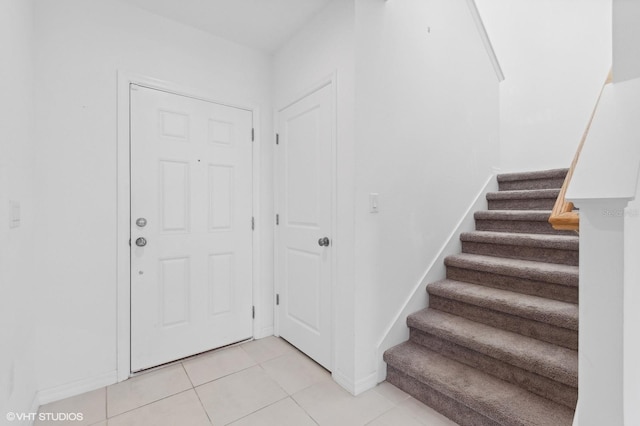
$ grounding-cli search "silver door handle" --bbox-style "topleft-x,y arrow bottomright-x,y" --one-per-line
318,237 -> 330,247
135,237 -> 147,247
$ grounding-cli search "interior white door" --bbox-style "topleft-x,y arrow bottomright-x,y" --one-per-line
130,85 -> 253,372
276,83 -> 333,370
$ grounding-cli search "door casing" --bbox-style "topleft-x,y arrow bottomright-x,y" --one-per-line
116,71 -> 262,381
274,73 -> 338,371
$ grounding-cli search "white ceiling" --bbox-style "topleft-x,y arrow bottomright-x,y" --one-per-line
119,0 -> 333,52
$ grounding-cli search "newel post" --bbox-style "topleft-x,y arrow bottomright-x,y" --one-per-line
568,199 -> 630,426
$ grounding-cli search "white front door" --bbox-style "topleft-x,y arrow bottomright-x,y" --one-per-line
130,85 -> 253,372
276,83 -> 334,370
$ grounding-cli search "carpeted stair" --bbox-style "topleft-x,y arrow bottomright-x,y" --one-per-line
384,168 -> 578,426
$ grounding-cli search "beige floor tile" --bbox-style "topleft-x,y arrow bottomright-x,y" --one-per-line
228,397 -> 316,426
366,407 -> 425,426
196,365 -> 287,425
292,380 -> 395,426
36,387 -> 106,426
107,389 -> 210,426
106,364 -> 192,417
260,350 -> 330,394
182,345 -> 256,387
240,336 -> 294,364
34,339 -> 455,426
397,398 -> 458,425
372,382 -> 410,405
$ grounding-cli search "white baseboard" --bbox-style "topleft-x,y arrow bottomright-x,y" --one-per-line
375,174 -> 498,382
331,369 -> 355,394
36,370 -> 118,406
332,369 -> 379,396
255,326 -> 274,340
353,371 -> 379,396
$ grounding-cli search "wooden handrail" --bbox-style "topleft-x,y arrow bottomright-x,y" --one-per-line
549,69 -> 613,231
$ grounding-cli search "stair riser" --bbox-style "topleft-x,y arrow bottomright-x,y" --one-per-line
488,198 -> 557,210
386,366 -> 500,426
409,330 -> 578,409
446,266 -> 578,303
429,296 -> 577,350
475,218 -> 574,236
461,241 -> 579,266
499,177 -> 566,191
407,317 -> 577,388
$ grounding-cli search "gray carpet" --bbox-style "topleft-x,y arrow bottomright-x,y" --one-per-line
384,169 -> 578,425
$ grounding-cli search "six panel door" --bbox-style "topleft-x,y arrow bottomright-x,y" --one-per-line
130,85 -> 253,371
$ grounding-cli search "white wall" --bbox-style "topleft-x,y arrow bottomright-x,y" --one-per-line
0,0 -> 39,418
32,0 -> 273,396
354,0 -> 499,389
613,0 -> 640,83
273,0 -> 499,394
475,0 -> 611,172
273,0 -> 358,391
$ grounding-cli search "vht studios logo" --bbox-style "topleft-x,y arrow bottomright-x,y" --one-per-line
6,412 -> 84,422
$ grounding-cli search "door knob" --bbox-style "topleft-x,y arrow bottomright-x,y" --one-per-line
318,237 -> 330,247
135,237 -> 147,247
136,217 -> 147,227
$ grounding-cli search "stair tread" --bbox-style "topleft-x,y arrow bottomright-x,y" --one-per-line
445,253 -> 578,287
407,309 -> 578,387
497,168 -> 569,183
428,279 -> 578,330
487,188 -> 560,200
460,231 -> 578,250
475,210 -> 553,221
385,341 -> 575,426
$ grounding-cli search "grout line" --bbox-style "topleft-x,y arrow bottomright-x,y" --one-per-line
225,395 -> 291,425
180,362 -> 196,389
190,363 -> 258,388
179,361 -> 213,424
366,403 -> 396,425
106,388 -> 196,420
190,377 -> 214,425
255,363 -> 290,396
290,394 -> 320,426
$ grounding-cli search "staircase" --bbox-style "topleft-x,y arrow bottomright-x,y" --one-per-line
384,169 -> 579,426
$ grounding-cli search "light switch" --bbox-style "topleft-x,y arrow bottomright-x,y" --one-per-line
369,193 -> 379,213
9,201 -> 20,228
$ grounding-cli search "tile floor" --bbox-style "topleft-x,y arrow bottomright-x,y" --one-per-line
36,337 -> 457,426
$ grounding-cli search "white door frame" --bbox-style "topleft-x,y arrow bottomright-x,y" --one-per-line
274,73 -> 338,370
116,71 -> 262,382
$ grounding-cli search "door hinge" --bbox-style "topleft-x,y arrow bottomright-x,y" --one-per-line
252,217 -> 255,230
276,133 -> 279,145
276,214 -> 279,225
251,128 -> 255,142
252,306 -> 255,319
276,294 -> 280,305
